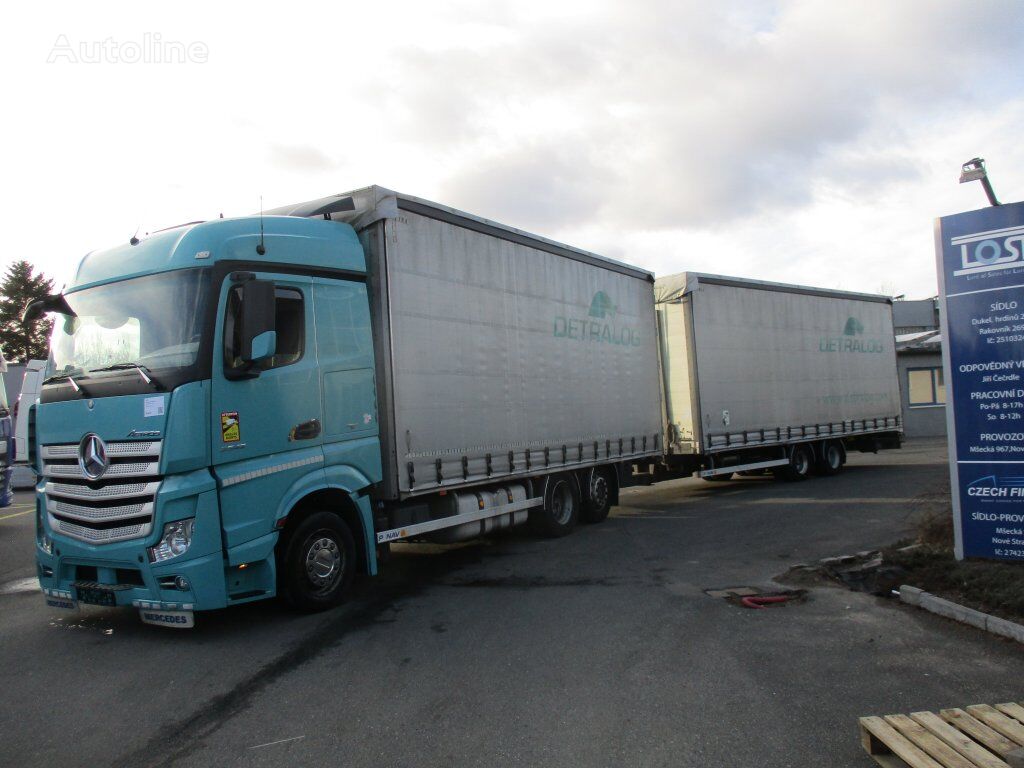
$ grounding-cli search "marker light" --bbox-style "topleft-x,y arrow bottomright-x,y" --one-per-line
149,519 -> 195,563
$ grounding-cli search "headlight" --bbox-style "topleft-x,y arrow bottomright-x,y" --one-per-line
36,508 -> 53,555
148,519 -> 195,563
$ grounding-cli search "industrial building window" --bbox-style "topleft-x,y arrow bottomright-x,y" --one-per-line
908,367 -> 945,407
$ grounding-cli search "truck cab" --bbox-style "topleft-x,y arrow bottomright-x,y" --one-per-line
31,214 -> 382,626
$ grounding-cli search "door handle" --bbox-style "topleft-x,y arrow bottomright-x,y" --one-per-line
289,419 -> 321,441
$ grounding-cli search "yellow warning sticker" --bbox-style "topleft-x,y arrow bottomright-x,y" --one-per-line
221,412 -> 240,443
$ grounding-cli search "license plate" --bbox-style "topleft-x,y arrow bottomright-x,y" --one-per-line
45,596 -> 78,610
76,585 -> 117,607
139,609 -> 194,629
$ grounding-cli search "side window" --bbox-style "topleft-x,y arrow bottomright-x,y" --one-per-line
224,285 -> 305,372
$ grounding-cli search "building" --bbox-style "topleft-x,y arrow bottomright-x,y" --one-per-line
893,298 -> 946,438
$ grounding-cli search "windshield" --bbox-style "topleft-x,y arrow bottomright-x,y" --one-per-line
50,269 -> 211,378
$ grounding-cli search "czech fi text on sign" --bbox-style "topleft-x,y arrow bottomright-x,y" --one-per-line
936,201 -> 1024,560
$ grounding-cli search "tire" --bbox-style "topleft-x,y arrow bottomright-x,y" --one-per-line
530,473 -> 580,537
581,468 -> 613,524
774,445 -> 812,482
278,511 -> 356,612
703,472 -> 734,482
815,441 -> 844,476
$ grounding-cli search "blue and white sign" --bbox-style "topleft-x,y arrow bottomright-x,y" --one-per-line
936,201 -> 1024,560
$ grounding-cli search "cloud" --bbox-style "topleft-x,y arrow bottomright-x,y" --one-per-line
267,143 -> 340,172
373,0 -> 1024,232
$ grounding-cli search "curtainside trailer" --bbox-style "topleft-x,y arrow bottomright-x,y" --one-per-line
653,272 -> 902,481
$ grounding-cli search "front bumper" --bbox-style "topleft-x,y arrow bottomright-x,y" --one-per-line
35,474 -> 234,613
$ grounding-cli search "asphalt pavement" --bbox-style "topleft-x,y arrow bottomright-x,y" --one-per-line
2,438 -> 1022,768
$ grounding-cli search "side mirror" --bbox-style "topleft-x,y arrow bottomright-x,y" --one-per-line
22,294 -> 74,324
239,279 -> 277,365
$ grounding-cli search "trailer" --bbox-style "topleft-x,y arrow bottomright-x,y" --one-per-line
654,273 -> 902,481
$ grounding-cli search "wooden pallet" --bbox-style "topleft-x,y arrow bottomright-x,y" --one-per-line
860,703 -> 1024,768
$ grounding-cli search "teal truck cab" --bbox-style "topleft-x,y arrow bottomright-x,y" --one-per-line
29,187 -> 664,627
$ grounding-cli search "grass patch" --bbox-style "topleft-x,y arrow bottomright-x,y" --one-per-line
884,493 -> 1024,624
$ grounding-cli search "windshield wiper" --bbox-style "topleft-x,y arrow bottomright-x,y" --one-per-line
42,373 -> 90,395
89,362 -> 163,389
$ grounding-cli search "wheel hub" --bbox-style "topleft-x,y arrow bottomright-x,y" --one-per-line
551,481 -> 574,525
591,475 -> 608,508
828,445 -> 841,468
305,536 -> 342,591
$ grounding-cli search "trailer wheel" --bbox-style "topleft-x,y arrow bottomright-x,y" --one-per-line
581,468 -> 613,524
774,445 -> 812,482
278,511 -> 356,612
815,441 -> 844,475
530,473 -> 580,537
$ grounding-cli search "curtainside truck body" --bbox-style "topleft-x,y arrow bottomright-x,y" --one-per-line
654,273 -> 902,481
29,186 -> 662,626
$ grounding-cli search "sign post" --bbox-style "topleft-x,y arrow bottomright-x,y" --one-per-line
936,201 -> 1024,560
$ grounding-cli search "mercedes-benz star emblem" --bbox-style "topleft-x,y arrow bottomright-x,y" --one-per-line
78,433 -> 109,480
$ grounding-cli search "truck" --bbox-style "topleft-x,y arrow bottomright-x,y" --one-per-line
26,186 -> 663,627
12,359 -> 46,488
653,272 -> 902,481
27,186 -> 903,628
0,351 -> 12,507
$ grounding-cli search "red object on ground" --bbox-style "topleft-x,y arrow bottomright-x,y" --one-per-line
741,595 -> 792,609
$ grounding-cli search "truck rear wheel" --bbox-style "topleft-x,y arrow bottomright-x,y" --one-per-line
278,511 -> 356,612
774,445 -> 812,482
815,441 -> 844,475
530,473 -> 580,537
581,468 -> 613,524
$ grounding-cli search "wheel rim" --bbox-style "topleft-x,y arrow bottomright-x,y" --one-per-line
550,481 -> 575,525
827,445 -> 841,469
305,534 -> 343,594
794,450 -> 809,475
590,474 -> 608,510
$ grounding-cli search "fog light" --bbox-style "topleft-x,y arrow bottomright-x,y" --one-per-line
174,576 -> 191,591
148,519 -> 195,563
36,509 -> 53,555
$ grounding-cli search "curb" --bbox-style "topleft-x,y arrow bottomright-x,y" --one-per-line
899,584 -> 1024,644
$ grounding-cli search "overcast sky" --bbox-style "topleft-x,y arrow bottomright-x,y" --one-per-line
4,0 -> 1023,298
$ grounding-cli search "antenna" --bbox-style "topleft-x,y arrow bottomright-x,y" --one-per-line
256,195 -> 266,255
130,224 -> 141,246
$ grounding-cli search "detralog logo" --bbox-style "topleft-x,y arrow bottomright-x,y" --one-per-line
819,316 -> 883,354
554,291 -> 639,346
588,291 -> 617,319
951,225 -> 1024,277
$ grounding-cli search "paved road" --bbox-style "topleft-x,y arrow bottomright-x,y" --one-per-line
1,439 -> 1021,768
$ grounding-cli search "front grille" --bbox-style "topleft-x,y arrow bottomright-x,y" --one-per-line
41,440 -> 162,545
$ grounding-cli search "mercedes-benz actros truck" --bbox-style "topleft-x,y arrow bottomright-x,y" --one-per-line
27,186 -> 663,627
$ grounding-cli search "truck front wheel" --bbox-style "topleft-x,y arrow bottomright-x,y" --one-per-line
530,473 -> 580,537
279,511 -> 356,612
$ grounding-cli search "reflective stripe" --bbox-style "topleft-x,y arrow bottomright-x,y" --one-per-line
220,454 -> 324,488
